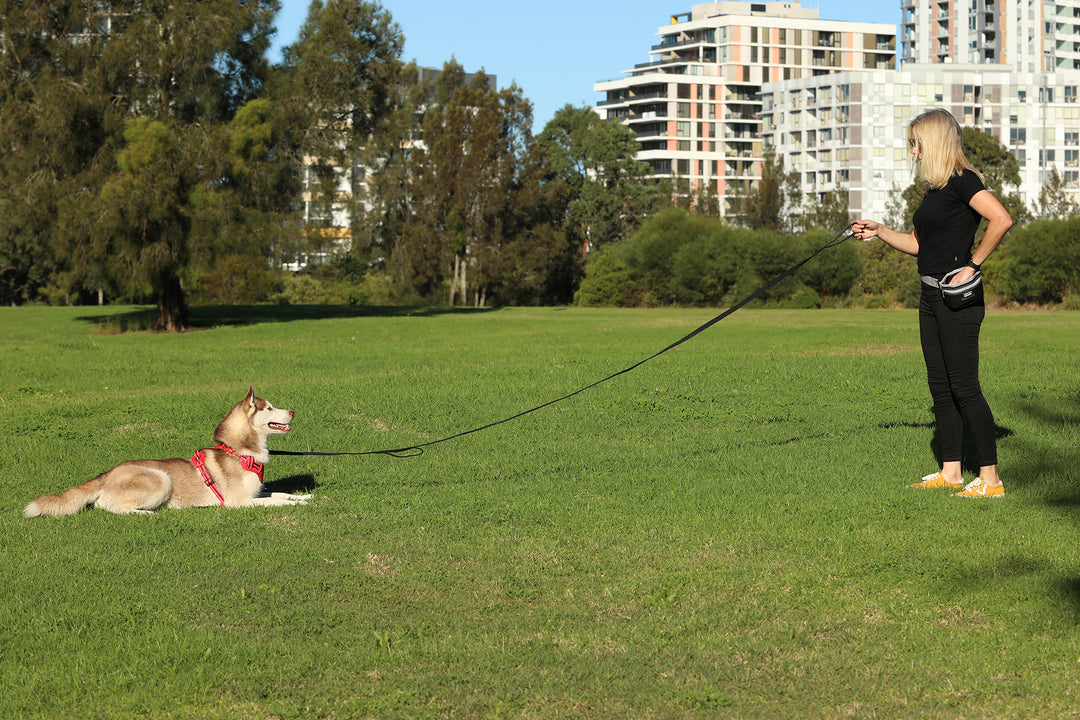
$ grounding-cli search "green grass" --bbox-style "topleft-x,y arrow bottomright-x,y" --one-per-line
1,304 -> 1078,719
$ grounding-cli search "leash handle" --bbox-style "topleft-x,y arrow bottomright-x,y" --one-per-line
271,223 -> 856,460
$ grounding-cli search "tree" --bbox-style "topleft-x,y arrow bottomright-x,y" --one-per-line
729,144 -> 800,231
961,127 -> 1029,226
0,1 -> 283,328
0,2 -> 110,305
1033,166 -> 1079,220
101,0 -> 278,330
352,61 -> 425,281
405,70 -> 554,306
693,180 -> 721,218
280,0 -> 404,260
855,186 -> 920,306
184,97 -> 300,305
993,217 -> 1080,304
536,105 -> 660,254
796,228 -> 860,300
93,119 -> 197,330
802,185 -> 850,233
575,249 -> 636,307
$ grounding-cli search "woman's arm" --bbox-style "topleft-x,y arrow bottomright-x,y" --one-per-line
851,220 -> 920,256
968,189 -> 1013,265
944,190 -> 1013,285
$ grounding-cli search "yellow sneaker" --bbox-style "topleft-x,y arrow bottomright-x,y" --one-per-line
954,478 -> 1005,499
910,472 -> 964,490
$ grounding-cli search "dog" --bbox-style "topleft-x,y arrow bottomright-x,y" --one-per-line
24,387 -> 310,517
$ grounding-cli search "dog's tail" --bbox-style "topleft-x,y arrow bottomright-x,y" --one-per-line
24,476 -> 105,518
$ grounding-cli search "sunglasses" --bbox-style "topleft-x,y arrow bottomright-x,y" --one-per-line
908,138 -> 919,148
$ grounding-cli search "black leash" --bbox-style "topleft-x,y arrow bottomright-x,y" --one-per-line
270,223 -> 855,460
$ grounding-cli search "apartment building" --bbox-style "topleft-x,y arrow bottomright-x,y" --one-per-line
762,62 -> 1080,219
760,1 -> 1080,220
593,1 -> 895,216
901,0 -> 1080,71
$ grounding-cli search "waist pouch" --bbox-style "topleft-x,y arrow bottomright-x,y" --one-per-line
921,268 -> 983,310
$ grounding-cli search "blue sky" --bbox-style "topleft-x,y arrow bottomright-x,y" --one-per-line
272,0 -> 899,131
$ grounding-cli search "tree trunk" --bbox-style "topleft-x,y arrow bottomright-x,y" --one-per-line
449,254 -> 461,305
154,274 -> 188,332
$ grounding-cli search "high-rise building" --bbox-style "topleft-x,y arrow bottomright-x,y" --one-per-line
760,62 -> 1080,221
593,1 -> 895,216
597,1 -> 1080,225
900,0 -> 1080,71
760,1 -> 1080,221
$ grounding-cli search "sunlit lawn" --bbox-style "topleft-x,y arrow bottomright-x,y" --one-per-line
1,304 -> 1078,719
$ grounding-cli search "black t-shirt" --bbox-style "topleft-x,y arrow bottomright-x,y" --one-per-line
912,168 -> 985,276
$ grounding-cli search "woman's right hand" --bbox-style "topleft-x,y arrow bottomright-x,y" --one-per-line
851,220 -> 881,240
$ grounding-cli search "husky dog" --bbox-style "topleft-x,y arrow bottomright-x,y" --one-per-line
24,387 -> 310,517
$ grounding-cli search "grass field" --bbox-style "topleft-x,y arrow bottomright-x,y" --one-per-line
1,304 -> 1078,719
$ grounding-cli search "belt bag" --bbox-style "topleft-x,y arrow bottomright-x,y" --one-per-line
924,267 -> 983,310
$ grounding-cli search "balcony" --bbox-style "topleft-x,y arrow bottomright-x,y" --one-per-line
651,35 -> 708,52
627,109 -> 669,121
626,89 -> 669,103
634,124 -> 668,140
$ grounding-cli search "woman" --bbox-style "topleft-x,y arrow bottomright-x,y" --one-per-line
852,109 -> 1013,498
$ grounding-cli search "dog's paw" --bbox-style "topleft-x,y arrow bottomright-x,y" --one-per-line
269,492 -> 311,504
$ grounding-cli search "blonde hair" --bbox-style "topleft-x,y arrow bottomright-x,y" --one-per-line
908,109 -> 983,190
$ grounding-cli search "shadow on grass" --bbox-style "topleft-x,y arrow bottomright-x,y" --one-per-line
929,420 -> 1015,478
264,473 -> 318,496
77,304 -> 500,332
187,304 -> 500,328
1006,392 -> 1080,505
1055,577 -> 1080,620
876,397 -> 1080,499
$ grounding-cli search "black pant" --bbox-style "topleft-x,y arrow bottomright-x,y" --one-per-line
919,283 -> 997,468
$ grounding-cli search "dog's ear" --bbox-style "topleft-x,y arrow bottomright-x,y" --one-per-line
245,385 -> 255,407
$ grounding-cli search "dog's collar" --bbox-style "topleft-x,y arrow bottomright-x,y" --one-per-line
190,444 -> 265,507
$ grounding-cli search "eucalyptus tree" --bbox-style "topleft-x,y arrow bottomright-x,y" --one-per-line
280,0 -> 404,261
536,104 -> 659,254
0,2 -> 111,305
1033,166 -> 1078,220
0,0 -> 281,329
405,70 -> 542,306
727,144 -> 800,232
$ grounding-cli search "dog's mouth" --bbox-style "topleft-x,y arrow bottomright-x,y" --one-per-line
269,423 -> 292,433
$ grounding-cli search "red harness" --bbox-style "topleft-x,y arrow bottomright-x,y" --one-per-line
190,444 -> 265,506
